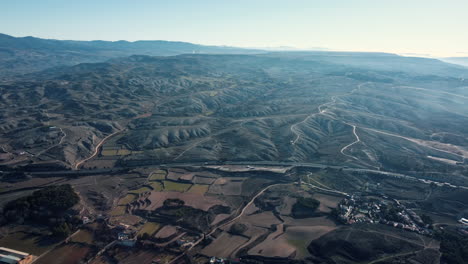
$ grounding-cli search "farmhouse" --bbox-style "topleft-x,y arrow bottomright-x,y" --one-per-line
0,247 -> 33,264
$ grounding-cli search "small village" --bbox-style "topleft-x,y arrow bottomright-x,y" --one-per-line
337,194 -> 432,235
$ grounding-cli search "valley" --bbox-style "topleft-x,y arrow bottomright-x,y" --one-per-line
0,34 -> 467,264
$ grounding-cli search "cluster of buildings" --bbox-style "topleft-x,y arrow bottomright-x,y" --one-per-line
337,194 -> 431,235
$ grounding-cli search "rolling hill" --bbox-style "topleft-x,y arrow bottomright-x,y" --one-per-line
1,48 -> 467,185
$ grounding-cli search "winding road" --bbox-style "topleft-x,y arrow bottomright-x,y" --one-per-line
74,129 -> 125,169
340,124 -> 360,160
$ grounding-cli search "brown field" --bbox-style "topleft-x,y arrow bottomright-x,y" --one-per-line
278,196 -> 297,216
243,203 -> 260,216
284,225 -> 337,258
81,159 -> 116,169
143,192 -> 226,211
112,248 -> 176,264
89,256 -> 111,264
241,211 -> 282,228
211,213 -> 231,225
187,184 -> 209,194
0,228 -> 59,255
311,193 -> 343,213
200,232 -> 248,258
248,224 -> 296,258
0,176 -> 64,192
110,205 -> 127,216
35,244 -> 92,264
193,175 -> 217,185
282,215 -> 337,226
285,225 -> 336,242
208,178 -> 244,195
70,229 -> 94,244
166,168 -> 191,181
179,173 -> 195,181
154,225 -> 178,240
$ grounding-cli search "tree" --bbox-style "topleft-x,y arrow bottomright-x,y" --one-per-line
52,222 -> 71,238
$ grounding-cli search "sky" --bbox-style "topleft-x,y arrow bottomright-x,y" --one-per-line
2,0 -> 468,57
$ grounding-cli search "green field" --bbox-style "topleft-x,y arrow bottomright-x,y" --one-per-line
187,184 -> 209,194
149,170 -> 167,181
287,239 -> 310,257
137,222 -> 161,237
162,180 -> 192,192
149,182 -> 164,191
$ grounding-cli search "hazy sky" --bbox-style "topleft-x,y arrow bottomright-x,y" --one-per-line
2,0 -> 468,57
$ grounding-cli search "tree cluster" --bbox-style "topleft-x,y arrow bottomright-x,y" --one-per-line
0,184 -> 80,237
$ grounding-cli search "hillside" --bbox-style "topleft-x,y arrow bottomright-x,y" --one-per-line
1,52 -> 467,185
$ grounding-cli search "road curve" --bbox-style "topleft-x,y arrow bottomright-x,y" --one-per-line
74,129 -> 125,170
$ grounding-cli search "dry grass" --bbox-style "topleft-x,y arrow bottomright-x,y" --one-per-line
162,180 -> 191,192
128,186 -> 151,194
110,205 -> 127,216
187,184 -> 209,194
118,194 -> 137,205
101,149 -> 119,156
101,148 -> 140,156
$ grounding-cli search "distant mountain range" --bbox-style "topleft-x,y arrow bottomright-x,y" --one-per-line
3,33 -> 468,79
0,33 -> 263,78
441,57 -> 468,68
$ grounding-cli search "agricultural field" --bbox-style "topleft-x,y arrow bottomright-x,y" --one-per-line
35,244 -> 93,264
187,184 -> 209,194
128,186 -> 152,194
137,222 -> 161,237
149,181 -> 164,191
162,180 -> 192,192
70,229 -> 95,244
111,205 -> 127,216
106,248 -> 177,264
148,169 -> 167,181
200,232 -> 248,258
118,194 -> 137,205
142,192 -> 227,211
0,227 -> 59,255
